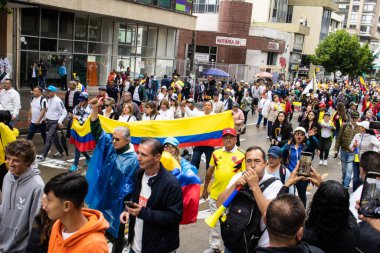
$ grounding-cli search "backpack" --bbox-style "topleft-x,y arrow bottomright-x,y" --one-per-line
31,96 -> 47,110
221,177 -> 279,253
279,164 -> 287,184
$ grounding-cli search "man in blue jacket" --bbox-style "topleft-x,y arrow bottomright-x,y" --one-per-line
86,97 -> 139,253
120,138 -> 183,253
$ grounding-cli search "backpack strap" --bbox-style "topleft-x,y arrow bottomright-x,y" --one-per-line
259,176 -> 279,192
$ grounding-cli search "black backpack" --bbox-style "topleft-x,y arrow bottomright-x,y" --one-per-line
221,177 -> 278,253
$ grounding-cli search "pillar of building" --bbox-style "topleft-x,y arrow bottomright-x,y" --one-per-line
217,0 -> 252,36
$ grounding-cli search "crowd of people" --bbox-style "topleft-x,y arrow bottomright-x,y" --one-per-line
0,70 -> 380,253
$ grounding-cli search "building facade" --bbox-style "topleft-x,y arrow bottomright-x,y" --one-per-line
0,0 -> 196,89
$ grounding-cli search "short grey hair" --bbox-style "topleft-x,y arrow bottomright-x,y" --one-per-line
113,126 -> 131,140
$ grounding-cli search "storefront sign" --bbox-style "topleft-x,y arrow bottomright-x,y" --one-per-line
194,53 -> 209,62
268,42 -> 280,51
216,36 -> 246,47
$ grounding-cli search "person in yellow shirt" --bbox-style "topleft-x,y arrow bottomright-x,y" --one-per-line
202,128 -> 245,253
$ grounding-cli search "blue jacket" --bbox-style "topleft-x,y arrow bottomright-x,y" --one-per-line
85,122 -> 139,238
282,136 -> 319,172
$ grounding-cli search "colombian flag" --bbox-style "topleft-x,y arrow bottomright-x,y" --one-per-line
358,76 -> 367,92
70,111 -> 235,152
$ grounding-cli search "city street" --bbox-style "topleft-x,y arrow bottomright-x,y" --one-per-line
29,110 -> 346,252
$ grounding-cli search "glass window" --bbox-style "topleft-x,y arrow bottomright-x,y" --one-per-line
73,54 -> 88,84
166,29 -> 176,58
157,27 -> 167,57
88,17 -> 101,41
75,15 -> 88,40
21,37 -> 39,50
118,45 -> 134,56
21,8 -> 40,36
147,26 -> 158,48
136,47 -> 156,57
20,51 -> 39,86
361,15 -> 373,24
137,25 -> 148,47
157,0 -> 171,8
102,19 -> 114,43
58,40 -> 73,52
96,55 -> 111,85
40,38 -> 57,52
352,5 -> 359,12
88,43 -> 111,55
118,22 -> 127,44
127,24 -> 137,45
59,12 -> 74,40
350,13 -> 358,22
135,57 -> 155,76
156,59 -> 174,77
40,9 -> 58,38
74,41 -> 87,53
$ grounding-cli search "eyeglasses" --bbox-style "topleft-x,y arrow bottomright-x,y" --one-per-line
145,106 -> 151,109
105,104 -> 112,107
112,137 -> 120,142
294,131 -> 305,136
164,144 -> 175,149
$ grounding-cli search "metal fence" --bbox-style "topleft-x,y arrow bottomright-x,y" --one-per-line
176,59 -> 261,81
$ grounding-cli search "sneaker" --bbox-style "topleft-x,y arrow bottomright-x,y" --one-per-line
319,160 -> 323,165
266,136 -> 270,139
256,125 -> 259,128
323,160 -> 328,166
203,248 -> 221,253
69,164 -> 78,172
36,155 -> 45,162
53,152 -> 63,158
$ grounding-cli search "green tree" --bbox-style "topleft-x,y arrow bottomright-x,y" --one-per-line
309,30 -> 374,77
0,0 -> 11,14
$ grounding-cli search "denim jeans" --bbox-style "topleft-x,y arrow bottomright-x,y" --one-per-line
353,162 -> 363,191
256,113 -> 267,127
340,149 -> 354,189
296,180 -> 309,207
74,146 -> 90,166
27,122 -> 47,144
191,146 -> 214,171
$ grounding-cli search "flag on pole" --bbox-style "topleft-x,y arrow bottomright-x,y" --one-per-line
358,76 -> 367,92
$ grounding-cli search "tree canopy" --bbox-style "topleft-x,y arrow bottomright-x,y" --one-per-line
309,30 -> 374,77
0,0 -> 11,14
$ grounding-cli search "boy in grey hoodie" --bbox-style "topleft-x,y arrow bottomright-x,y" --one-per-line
0,139 -> 44,253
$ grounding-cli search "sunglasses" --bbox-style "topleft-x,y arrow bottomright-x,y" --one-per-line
105,104 -> 112,107
164,143 -> 175,149
294,131 -> 305,136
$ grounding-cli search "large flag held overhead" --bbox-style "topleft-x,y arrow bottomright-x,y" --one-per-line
70,111 -> 235,152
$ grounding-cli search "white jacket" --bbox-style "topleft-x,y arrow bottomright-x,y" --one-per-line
349,133 -> 380,155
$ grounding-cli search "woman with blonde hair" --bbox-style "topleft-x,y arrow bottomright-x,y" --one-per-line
118,103 -> 136,122
101,97 -> 117,119
170,98 -> 182,119
159,99 -> 174,120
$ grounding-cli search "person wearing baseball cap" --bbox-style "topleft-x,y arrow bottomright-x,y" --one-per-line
202,127 -> 245,253
282,125 -> 318,206
318,111 -> 335,166
266,146 -> 294,193
36,85 -> 68,162
333,110 -> 361,190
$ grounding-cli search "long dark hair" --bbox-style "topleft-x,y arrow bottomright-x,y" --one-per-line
272,111 -> 290,129
32,208 -> 54,247
305,180 -> 349,244
301,110 -> 318,131
0,110 -> 13,130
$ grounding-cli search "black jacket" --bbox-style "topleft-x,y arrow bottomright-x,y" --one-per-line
128,165 -> 183,253
356,221 -> 380,253
270,123 -> 293,147
302,212 -> 359,253
64,90 -> 80,111
256,241 -> 324,253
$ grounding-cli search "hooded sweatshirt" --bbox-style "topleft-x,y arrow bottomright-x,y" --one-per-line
48,208 -> 109,253
0,168 -> 44,252
256,241 -> 325,253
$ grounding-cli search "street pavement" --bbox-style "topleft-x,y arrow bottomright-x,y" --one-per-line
28,110 -> 344,253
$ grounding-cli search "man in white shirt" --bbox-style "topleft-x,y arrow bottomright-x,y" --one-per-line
27,86 -> 47,143
217,146 -> 283,250
0,79 -> 21,124
211,91 -> 224,114
181,98 -> 201,118
36,85 -> 67,161
349,151 -> 380,222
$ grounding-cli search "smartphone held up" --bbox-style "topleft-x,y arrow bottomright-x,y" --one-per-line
298,152 -> 312,177
359,172 -> 380,218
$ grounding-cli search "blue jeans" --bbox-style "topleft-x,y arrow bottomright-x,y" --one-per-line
296,180 -> 309,207
27,122 -> 46,144
74,146 -> 90,166
340,149 -> 354,189
256,113 -> 267,126
191,146 -> 214,170
353,162 -> 363,191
